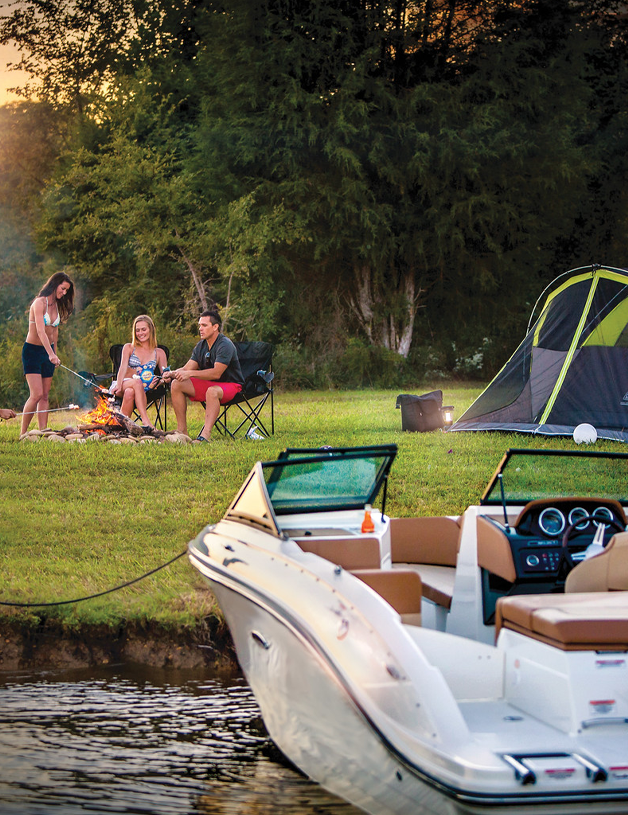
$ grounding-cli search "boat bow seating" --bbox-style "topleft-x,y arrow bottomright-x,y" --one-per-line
390,517 -> 461,609
296,537 -> 381,570
351,568 -> 423,626
295,537 -> 423,624
496,592 -> 628,651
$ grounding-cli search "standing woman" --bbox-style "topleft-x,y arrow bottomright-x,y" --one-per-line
21,271 -> 75,435
112,315 -> 168,429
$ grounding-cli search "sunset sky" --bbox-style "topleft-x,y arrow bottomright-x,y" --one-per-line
0,41 -> 28,103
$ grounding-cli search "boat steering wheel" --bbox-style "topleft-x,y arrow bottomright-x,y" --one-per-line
560,513 -> 626,572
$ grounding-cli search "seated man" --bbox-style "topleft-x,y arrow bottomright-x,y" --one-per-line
163,309 -> 244,441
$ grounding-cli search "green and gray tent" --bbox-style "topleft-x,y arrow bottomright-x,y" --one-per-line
449,265 -> 628,442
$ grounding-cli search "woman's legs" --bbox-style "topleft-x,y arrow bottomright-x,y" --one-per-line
38,376 -> 53,429
120,378 -> 153,427
21,375 -> 53,433
21,374 -> 43,434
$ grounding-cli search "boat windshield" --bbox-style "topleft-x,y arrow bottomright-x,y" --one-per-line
481,448 -> 628,506
262,445 -> 397,515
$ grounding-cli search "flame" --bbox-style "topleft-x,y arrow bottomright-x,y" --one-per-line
82,394 -> 123,429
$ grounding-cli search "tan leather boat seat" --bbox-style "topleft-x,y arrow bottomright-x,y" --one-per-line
496,592 -> 628,651
351,568 -> 423,626
391,563 -> 455,609
390,517 -> 461,609
565,532 -> 628,593
298,537 -> 381,570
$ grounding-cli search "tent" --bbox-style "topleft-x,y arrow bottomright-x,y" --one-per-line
448,265 -> 628,442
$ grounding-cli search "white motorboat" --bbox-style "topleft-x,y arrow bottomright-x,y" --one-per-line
188,445 -> 628,814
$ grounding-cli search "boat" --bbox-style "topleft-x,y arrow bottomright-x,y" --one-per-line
188,445 -> 628,814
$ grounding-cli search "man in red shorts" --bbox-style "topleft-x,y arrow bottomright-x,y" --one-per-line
163,310 -> 244,441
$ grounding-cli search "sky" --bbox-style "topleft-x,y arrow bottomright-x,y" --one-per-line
0,40 -> 29,103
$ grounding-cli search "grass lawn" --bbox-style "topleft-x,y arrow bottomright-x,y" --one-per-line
0,383 -> 610,632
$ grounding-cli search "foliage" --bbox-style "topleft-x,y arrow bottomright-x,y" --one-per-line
1,0 -> 628,383
0,210 -> 41,327
0,0 -> 149,111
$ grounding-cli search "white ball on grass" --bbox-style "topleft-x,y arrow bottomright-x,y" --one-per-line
573,423 -> 597,444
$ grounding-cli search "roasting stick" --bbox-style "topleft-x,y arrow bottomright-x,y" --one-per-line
10,364 -> 110,422
61,363 -> 166,393
14,404 -> 81,418
59,364 -> 111,394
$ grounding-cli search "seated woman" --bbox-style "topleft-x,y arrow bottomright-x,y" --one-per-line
112,315 -> 168,429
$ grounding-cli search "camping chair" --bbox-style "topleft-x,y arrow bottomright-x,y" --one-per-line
109,344 -> 170,430
79,345 -> 170,430
212,341 -> 275,439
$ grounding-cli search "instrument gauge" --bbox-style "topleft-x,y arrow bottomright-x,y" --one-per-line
568,507 -> 590,531
538,507 -> 566,537
592,506 -> 615,528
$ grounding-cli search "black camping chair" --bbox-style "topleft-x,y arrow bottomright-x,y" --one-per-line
80,345 -> 170,429
213,341 -> 275,439
108,344 -> 170,430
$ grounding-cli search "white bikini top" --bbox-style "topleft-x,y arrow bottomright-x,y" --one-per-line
43,307 -> 60,327
29,298 -> 60,327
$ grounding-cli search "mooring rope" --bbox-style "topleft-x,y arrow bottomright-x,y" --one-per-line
0,549 -> 188,607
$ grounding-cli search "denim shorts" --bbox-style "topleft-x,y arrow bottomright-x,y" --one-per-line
22,342 -> 56,378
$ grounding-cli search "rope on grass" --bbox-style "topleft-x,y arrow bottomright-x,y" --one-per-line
0,549 -> 188,607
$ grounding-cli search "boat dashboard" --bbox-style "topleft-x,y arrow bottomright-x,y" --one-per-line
479,498 -> 627,624
508,497 -> 626,576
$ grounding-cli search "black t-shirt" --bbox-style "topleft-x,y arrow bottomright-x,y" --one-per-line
190,334 -> 244,384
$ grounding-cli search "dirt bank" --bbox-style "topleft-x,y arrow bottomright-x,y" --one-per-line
0,617 -> 239,673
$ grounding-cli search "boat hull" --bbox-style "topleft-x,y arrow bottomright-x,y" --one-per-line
204,574 -> 628,815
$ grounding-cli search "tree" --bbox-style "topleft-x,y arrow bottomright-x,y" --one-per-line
5,0 -> 628,376
0,0 -> 136,113
34,63 -> 297,338
188,0 -> 604,358
0,100 -> 67,331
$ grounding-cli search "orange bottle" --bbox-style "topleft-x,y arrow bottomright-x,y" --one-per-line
361,504 -> 375,533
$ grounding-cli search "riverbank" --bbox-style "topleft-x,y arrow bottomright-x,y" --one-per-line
0,612 -> 238,673
4,385 -> 587,675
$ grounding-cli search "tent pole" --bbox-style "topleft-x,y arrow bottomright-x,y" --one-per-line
537,273 -> 600,426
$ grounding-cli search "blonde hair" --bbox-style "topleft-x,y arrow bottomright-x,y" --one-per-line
132,315 -> 157,349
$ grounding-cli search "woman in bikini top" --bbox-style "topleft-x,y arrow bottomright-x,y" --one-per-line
25,277 -> 73,346
112,315 -> 168,430
21,271 -> 75,435
128,348 -> 158,389
40,306 -> 60,327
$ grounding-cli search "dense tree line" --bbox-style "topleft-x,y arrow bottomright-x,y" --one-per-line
1,0 -> 628,401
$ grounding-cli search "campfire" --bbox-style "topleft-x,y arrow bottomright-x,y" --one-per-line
79,394 -> 146,437
19,393 -> 196,444
19,370 -> 195,443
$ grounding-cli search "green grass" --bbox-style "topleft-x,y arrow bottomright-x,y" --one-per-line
0,384 -> 618,631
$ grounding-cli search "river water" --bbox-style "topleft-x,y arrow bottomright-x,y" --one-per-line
0,663 -> 360,814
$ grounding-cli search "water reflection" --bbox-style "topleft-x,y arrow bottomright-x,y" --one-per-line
0,663 -> 360,814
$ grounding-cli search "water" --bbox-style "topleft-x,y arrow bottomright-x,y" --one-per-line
0,663 -> 360,814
